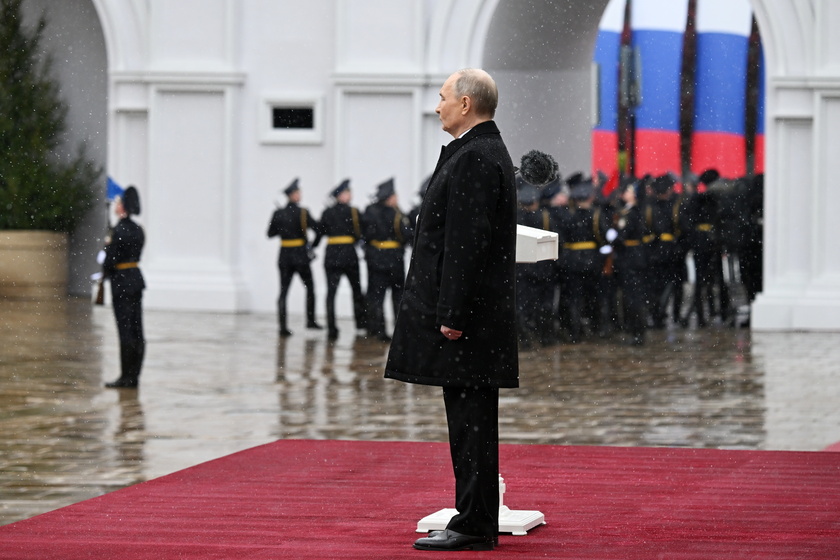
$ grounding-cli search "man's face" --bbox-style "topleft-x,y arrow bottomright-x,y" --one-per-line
435,74 -> 466,137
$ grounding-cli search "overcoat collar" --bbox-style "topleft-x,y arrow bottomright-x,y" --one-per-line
432,120 -> 501,176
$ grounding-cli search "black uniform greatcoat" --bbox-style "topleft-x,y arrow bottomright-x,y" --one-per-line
267,202 -> 318,267
385,120 -> 519,389
266,201 -> 320,329
104,217 -> 146,383
317,202 -> 366,332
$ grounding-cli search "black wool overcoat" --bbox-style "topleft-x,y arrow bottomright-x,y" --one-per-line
385,120 -> 519,389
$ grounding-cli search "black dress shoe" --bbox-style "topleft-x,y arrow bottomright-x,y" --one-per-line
105,378 -> 138,389
327,329 -> 339,341
279,329 -> 293,337
413,529 -> 495,551
307,322 -> 323,330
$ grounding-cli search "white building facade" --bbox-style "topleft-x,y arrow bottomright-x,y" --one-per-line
23,0 -> 840,331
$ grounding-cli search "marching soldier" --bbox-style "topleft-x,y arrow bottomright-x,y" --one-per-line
515,183 -> 556,348
612,180 -> 650,345
267,178 -> 322,337
362,178 -> 413,342
683,190 -> 719,327
317,179 -> 367,340
558,175 -> 608,342
644,174 -> 688,328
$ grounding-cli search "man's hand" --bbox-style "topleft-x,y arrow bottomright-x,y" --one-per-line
440,325 -> 463,340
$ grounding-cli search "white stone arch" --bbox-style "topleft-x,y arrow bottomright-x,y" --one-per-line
428,0 -> 840,330
89,0 -> 149,72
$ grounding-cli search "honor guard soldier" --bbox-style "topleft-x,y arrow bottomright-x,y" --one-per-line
103,186 -> 146,388
515,182 -> 556,348
267,178 -> 322,336
644,174 -> 689,328
317,179 -> 367,340
682,189 -> 720,327
558,175 -> 608,342
613,180 -> 650,345
362,178 -> 413,342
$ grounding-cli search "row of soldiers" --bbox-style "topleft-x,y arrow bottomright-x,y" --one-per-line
516,169 -> 764,347
267,177 -> 413,341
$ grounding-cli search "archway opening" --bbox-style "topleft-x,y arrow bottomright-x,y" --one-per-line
22,0 -> 109,295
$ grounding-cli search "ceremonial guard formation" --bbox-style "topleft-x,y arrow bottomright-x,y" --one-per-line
514,167 -> 764,347
266,176 -> 413,342
261,161 -> 761,347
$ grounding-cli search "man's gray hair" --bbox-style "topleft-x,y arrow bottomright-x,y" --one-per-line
454,68 -> 498,118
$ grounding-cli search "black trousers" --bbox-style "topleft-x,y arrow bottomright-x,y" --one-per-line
366,267 -> 403,337
278,261 -> 316,329
325,263 -> 366,331
112,289 -> 145,382
442,386 -> 499,538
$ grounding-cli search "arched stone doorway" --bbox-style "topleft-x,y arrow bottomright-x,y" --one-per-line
429,0 -> 840,331
482,1 -> 609,176
22,0 -> 108,296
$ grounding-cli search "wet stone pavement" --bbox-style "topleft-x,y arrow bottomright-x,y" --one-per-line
1,297 -> 839,526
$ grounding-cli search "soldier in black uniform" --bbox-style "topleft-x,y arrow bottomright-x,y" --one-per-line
267,178 -> 322,336
515,183 -> 556,348
558,176 -> 608,342
683,190 -> 720,327
644,174 -> 688,328
543,177 -> 570,342
362,178 -> 413,342
104,186 -> 146,388
317,179 -> 366,340
612,180 -> 650,345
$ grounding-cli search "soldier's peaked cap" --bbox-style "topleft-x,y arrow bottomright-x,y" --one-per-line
332,179 -> 350,198
284,178 -> 300,196
375,178 -> 395,202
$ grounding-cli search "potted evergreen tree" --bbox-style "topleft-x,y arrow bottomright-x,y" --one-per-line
0,0 -> 100,298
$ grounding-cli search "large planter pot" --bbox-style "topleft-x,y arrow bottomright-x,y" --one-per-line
0,231 -> 68,299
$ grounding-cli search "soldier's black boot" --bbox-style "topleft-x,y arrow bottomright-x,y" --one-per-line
106,343 -> 139,388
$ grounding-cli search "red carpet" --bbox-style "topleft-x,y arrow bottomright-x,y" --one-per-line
1,440 -> 839,559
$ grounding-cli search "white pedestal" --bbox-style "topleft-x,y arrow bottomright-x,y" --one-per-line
416,476 -> 546,536
515,224 -> 558,263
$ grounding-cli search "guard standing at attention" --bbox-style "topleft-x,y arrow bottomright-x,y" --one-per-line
362,178 -> 413,342
515,182 -> 556,348
267,178 -> 322,336
644,174 -> 687,329
317,179 -> 367,340
558,176 -> 608,342
613,180 -> 650,345
103,186 -> 146,389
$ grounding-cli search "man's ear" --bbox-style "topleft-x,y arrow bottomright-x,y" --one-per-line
461,95 -> 472,115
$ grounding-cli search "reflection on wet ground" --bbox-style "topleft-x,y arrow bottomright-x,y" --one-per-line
1,297 -> 839,526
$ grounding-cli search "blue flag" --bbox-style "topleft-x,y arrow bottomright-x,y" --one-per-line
106,176 -> 124,201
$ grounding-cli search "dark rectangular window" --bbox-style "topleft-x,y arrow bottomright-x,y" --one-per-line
272,107 -> 314,129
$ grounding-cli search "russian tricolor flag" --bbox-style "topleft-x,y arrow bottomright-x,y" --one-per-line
691,0 -> 753,177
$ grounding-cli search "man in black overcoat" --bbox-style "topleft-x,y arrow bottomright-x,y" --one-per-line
267,179 -> 322,336
385,69 -> 518,552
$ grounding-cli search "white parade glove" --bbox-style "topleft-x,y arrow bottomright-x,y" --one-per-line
90,272 -> 103,282
606,228 -> 618,242
96,250 -> 106,265
599,245 -> 613,255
